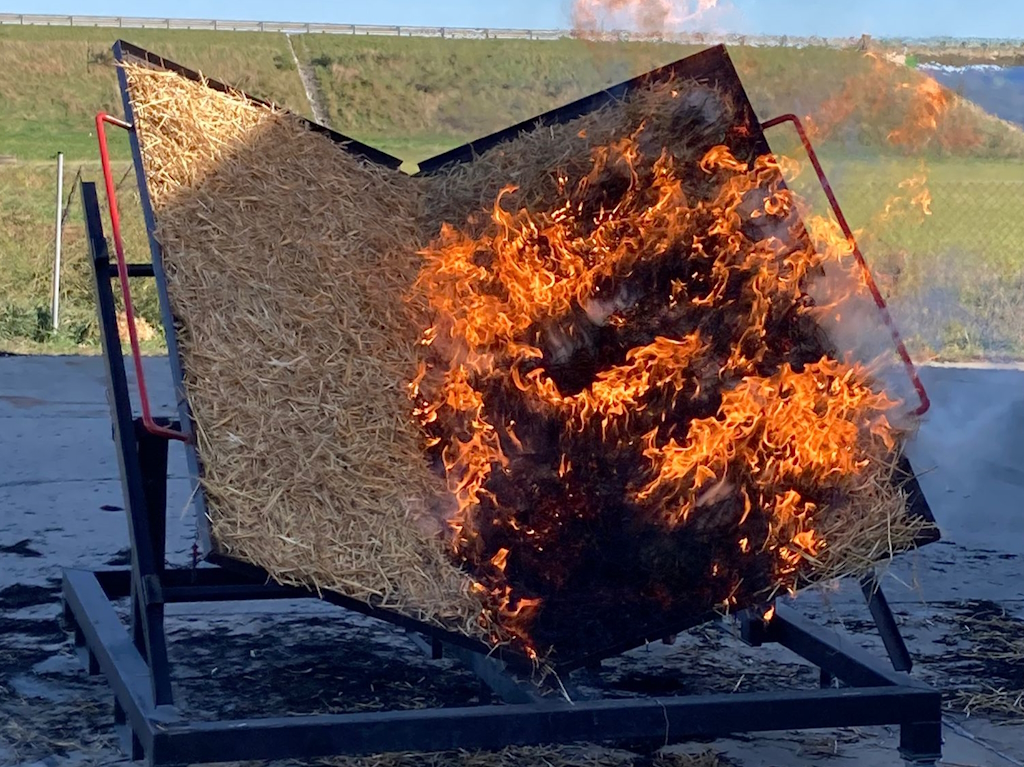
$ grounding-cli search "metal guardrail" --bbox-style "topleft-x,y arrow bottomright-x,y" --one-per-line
1,12 -> 1020,48
0,13 -> 564,39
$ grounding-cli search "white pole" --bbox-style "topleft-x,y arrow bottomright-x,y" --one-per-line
51,152 -> 64,331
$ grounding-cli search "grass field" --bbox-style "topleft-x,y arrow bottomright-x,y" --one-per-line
0,158 -> 158,353
1,26 -> 1022,358
795,158 -> 1024,358
293,35 -> 1024,162
0,25 -> 311,162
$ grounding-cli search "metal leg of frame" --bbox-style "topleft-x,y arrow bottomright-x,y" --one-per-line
443,642 -> 545,705
71,618 -> 101,676
768,604 -> 919,689
407,632 -> 542,704
130,579 -> 146,658
861,573 -> 913,673
85,180 -> 174,706
899,719 -> 943,764
133,420 -> 171,663
743,574 -> 914,677
819,669 -> 834,689
130,729 -> 146,762
138,424 -> 169,572
63,569 -> 166,764
111,697 -> 146,763
115,717 -> 145,764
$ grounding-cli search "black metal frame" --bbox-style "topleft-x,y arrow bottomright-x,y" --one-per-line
65,41 -> 946,764
65,179 -> 942,765
108,39 -> 940,673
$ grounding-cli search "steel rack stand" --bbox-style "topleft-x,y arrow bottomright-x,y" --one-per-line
62,178 -> 942,766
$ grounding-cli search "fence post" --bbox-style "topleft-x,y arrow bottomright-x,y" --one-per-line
51,152 -> 64,331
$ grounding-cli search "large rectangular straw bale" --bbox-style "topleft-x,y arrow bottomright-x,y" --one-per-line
125,65 -> 484,636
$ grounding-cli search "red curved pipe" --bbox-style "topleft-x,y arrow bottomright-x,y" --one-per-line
96,112 -> 189,441
762,113 -> 931,417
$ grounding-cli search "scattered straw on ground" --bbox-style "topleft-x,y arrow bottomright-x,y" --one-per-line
947,604 -> 1024,720
179,746 -> 724,767
124,63 -> 484,635
956,688 -> 1024,719
316,746 -> 722,767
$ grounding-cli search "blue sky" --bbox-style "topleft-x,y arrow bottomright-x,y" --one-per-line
12,0 -> 1024,39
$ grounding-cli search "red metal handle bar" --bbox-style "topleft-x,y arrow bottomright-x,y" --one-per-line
96,112 -> 189,442
761,113 -> 931,417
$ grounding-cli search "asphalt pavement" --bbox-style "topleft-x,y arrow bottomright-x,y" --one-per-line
1,355 -> 1022,766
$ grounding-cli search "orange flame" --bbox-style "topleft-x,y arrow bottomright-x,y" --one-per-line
413,113 -> 904,653
490,547 -> 510,572
801,51 -> 964,271
638,358 -> 896,549
805,53 -> 955,153
888,78 -> 949,150
879,170 -> 933,222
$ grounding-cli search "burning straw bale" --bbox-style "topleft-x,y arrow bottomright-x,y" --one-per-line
423,83 -> 737,240
414,76 -> 933,659
124,56 -> 933,665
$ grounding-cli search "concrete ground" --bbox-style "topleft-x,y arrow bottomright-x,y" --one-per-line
1,355 -> 1023,767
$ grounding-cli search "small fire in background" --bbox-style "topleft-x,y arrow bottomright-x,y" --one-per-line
804,52 -> 958,154
409,85 -> 914,661
879,171 -> 932,223
572,0 -> 721,36
792,49 -> 963,362
802,51 -> 959,237
802,50 -> 959,203
116,310 -> 157,344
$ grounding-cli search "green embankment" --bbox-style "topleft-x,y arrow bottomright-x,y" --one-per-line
293,35 -> 1024,161
0,25 -> 311,161
0,159 -> 163,353
1,27 -> 1022,357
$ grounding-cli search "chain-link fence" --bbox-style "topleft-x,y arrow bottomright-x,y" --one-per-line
0,161 -> 160,351
838,179 -> 1024,359
3,161 -> 1021,359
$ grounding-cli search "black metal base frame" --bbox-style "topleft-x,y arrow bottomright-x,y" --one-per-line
69,179 -> 943,765
63,566 -> 942,766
